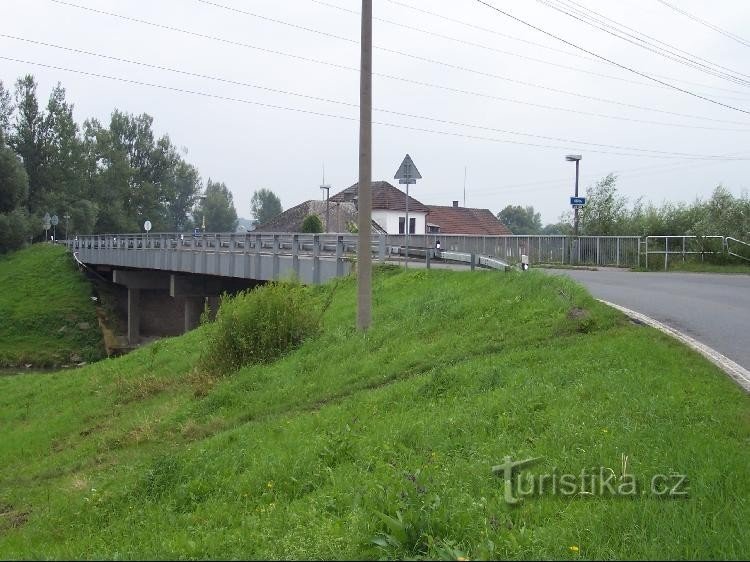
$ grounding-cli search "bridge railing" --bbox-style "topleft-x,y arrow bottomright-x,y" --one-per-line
68,232 -> 388,259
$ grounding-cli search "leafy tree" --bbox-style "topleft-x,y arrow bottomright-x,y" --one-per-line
497,205 -> 542,234
0,208 -> 32,253
165,160 -> 201,231
194,179 -> 238,232
541,222 -> 570,235
0,81 -> 12,146
579,174 -> 628,235
301,214 -> 323,233
11,75 -> 47,213
40,83 -> 87,216
251,188 -> 282,225
0,145 -> 28,213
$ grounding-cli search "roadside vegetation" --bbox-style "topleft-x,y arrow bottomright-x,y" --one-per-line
0,244 -> 104,368
0,267 -> 747,559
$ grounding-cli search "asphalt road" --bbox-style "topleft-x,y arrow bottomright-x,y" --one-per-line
544,269 -> 750,370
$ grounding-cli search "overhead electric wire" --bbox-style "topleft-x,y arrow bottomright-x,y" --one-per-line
655,0 -> 750,49
385,0 -> 750,98
7,34 -> 749,160
300,0 -> 681,94
48,0 -> 750,127
537,0 -> 750,86
473,0 -> 750,116
1,54 -> 746,162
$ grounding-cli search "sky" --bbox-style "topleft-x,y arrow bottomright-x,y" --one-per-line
2,0 -> 749,224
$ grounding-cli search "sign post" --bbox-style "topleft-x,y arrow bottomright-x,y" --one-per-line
144,220 -> 152,245
43,213 -> 51,241
394,154 -> 422,268
50,214 -> 59,241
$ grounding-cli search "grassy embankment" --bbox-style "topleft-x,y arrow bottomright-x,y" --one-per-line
0,267 -> 748,559
0,244 -> 104,368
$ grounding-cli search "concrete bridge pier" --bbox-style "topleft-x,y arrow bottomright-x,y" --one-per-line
112,269 -> 257,345
113,270 -> 171,345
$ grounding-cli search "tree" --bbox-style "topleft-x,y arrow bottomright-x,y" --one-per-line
165,160 -> 201,231
0,145 -> 28,213
11,75 -> 47,214
497,205 -> 541,234
0,208 -> 32,253
579,174 -> 628,235
0,81 -> 12,146
251,188 -> 282,225
40,83 -> 87,215
301,214 -> 323,233
194,179 -> 238,232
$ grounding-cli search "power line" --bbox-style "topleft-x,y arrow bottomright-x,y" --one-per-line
537,0 -> 750,87
473,0 -> 750,116
49,0 -> 750,127
303,0 -> 682,95
376,0 -> 750,100
7,34 -> 749,159
655,0 -> 750,49
1,54 -> 747,161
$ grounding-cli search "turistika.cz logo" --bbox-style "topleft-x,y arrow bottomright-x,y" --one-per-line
491,456 -> 688,504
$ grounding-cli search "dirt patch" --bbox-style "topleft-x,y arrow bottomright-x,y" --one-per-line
0,503 -> 29,533
567,307 -> 589,319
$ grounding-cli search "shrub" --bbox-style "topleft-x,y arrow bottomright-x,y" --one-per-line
301,214 -> 324,233
200,282 -> 321,375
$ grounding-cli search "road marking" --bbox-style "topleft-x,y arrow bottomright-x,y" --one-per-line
599,299 -> 750,393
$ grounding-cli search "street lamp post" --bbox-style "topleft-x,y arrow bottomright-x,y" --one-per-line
566,155 -> 582,237
320,183 -> 330,233
566,154 -> 582,263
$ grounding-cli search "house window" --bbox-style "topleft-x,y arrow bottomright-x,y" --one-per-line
399,217 -> 416,234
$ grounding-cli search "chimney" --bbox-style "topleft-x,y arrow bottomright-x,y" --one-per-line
452,200 -> 459,208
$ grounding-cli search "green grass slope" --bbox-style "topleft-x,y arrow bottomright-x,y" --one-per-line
0,244 -> 104,367
0,268 -> 747,559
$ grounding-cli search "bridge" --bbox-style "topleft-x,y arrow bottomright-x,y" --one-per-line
66,231 -> 747,346
68,232 -> 509,345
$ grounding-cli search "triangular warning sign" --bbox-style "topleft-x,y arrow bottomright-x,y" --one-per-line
394,154 -> 422,182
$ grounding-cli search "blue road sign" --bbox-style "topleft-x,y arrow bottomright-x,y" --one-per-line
570,196 -> 586,206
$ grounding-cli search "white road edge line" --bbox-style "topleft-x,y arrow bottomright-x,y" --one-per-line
599,299 -> 750,393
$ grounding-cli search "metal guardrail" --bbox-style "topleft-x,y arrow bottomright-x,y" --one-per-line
726,237 -> 750,262
66,232 -> 749,273
644,235 -> 736,270
66,232 -> 512,283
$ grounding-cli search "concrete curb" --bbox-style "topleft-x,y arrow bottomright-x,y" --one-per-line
599,299 -> 750,393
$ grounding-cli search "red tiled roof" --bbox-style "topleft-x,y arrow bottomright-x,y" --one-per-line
330,181 -> 429,213
426,205 -> 512,235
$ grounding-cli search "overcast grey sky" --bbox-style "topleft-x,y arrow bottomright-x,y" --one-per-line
2,0 -> 749,224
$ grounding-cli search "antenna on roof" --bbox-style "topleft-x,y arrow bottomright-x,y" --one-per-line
463,166 -> 467,207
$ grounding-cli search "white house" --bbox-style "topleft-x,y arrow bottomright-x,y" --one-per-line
329,181 -> 428,235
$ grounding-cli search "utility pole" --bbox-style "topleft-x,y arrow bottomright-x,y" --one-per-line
357,0 -> 373,331
320,165 -> 331,233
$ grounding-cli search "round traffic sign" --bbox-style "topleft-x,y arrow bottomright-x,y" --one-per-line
50,215 -> 59,226
144,220 -> 152,232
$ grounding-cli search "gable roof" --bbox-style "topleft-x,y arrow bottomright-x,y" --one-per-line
254,199 -> 385,233
426,205 -> 512,235
329,181 -> 429,213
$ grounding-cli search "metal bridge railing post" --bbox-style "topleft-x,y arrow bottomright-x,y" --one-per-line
336,235 -> 344,277
312,234 -> 321,285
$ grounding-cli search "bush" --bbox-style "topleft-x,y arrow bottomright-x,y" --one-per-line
200,282 -> 321,375
301,214 -> 324,233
